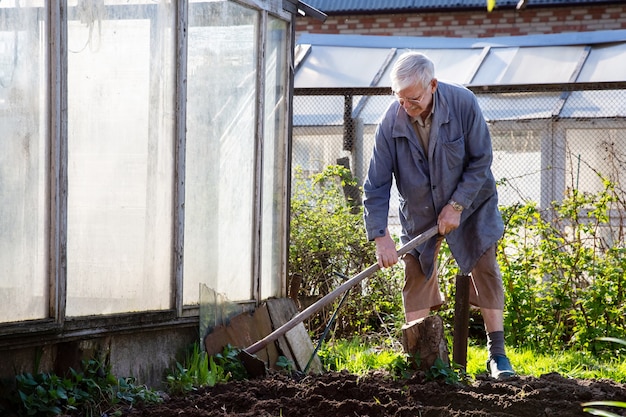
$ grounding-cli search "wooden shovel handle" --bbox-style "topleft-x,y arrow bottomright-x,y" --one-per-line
245,225 -> 439,355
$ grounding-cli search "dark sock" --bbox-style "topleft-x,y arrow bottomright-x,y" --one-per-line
487,331 -> 506,358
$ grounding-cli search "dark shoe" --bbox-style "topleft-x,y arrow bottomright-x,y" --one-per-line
486,355 -> 515,379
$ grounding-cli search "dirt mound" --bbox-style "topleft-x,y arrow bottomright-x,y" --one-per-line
123,371 -> 626,416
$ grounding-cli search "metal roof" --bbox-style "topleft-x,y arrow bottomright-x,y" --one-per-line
302,0 -> 622,13
296,30 -> 626,49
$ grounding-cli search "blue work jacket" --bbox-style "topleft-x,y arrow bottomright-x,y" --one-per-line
363,81 -> 504,277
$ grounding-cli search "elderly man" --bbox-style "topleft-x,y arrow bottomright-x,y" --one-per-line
363,51 -> 515,379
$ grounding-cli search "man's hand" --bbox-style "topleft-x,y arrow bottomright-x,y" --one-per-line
374,228 -> 398,268
438,204 -> 462,235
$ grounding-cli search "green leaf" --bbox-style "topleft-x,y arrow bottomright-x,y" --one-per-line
582,408 -> 623,417
582,401 -> 626,408
596,338 -> 626,347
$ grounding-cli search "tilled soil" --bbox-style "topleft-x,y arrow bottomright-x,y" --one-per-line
123,370 -> 626,417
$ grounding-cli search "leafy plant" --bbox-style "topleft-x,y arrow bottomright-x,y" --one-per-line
14,372 -> 68,416
383,353 -> 414,380
275,356 -> 295,374
212,344 -> 248,381
166,343 -> 237,394
4,358 -> 161,417
425,357 -> 463,385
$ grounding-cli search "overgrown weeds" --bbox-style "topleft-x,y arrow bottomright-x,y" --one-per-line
0,343 -> 251,416
498,183 -> 626,355
0,358 -> 161,417
165,344 -> 246,394
289,166 -> 404,341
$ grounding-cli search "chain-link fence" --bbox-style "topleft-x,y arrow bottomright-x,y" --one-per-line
292,83 -> 626,234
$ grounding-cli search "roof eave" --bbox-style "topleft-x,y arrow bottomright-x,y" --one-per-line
301,1 -> 624,17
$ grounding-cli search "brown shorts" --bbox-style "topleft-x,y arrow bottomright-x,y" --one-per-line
402,244 -> 504,314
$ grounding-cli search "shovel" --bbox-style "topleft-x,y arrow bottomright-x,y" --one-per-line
238,225 -> 439,377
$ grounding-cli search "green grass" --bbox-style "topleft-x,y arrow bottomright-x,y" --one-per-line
317,338 -> 626,383
317,338 -> 408,376
494,347 -> 626,382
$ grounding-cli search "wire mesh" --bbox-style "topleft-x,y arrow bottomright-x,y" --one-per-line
292,84 -> 626,230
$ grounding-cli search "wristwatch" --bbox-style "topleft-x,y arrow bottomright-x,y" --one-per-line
448,200 -> 464,212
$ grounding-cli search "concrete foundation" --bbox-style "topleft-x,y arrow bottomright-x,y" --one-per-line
0,325 -> 198,389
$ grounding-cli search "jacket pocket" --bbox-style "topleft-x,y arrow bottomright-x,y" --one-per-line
443,135 -> 465,169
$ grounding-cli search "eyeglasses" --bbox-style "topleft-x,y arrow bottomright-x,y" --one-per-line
393,84 -> 432,106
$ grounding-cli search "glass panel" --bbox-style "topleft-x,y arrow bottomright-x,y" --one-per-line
260,17 -> 288,299
292,127 -> 344,176
66,0 -> 175,315
577,43 -> 626,82
294,94 -> 392,128
354,95 -> 394,125
375,48 -> 484,87
471,47 -> 518,85
494,46 -> 585,84
0,1 -> 47,323
566,129 -> 626,194
295,46 -> 392,87
561,90 -> 626,119
477,92 -> 561,121
293,95 -> 345,126
184,1 -> 258,304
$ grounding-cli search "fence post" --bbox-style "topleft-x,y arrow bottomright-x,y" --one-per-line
453,274 -> 471,370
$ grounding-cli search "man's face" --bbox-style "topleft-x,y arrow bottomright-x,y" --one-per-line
394,79 -> 437,118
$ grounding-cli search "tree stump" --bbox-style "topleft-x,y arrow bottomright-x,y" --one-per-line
401,315 -> 450,371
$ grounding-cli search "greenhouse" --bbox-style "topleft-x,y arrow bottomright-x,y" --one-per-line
0,0 -> 319,385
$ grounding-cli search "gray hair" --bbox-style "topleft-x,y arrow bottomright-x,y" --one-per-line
390,52 -> 435,93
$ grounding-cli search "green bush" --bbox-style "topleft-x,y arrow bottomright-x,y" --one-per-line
499,182 -> 626,354
290,165 -> 626,357
289,165 -> 404,339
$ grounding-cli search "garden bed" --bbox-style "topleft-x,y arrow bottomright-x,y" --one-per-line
123,370 -> 626,416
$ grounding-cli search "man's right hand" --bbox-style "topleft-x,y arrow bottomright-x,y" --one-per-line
374,229 -> 398,268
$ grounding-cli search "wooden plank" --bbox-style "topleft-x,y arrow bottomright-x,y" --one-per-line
204,298 -> 323,372
265,299 -> 298,369
266,298 -> 322,374
252,304 -> 280,368
284,316 -> 323,374
204,303 -> 280,369
204,324 -> 230,357
226,310 -> 260,348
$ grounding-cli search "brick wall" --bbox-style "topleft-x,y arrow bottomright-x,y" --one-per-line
295,5 -> 626,38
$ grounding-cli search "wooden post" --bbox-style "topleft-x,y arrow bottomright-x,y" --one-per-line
401,315 -> 449,371
453,274 -> 471,370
